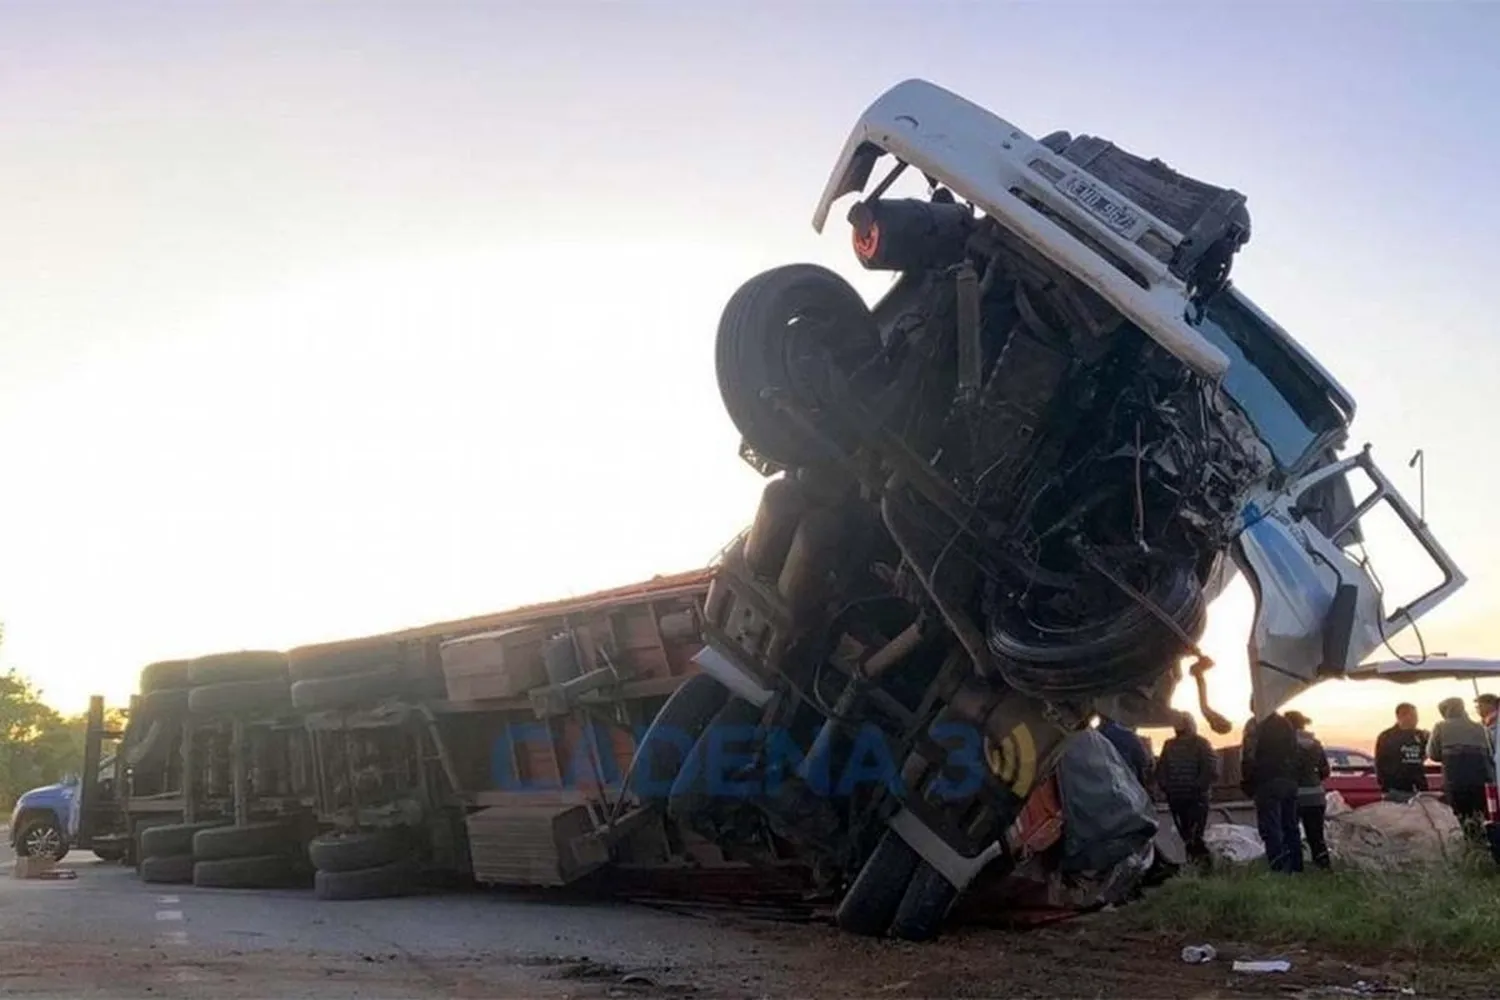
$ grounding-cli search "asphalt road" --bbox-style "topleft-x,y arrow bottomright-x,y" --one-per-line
0,842 -> 787,999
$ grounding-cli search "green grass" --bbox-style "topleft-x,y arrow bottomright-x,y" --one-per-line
1122,852 -> 1500,963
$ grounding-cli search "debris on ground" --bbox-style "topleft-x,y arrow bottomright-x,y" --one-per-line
1180,944 -> 1217,964
1234,958 -> 1293,973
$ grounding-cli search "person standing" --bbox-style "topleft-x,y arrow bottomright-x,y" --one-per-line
1156,712 -> 1219,866
1248,709 -> 1302,873
1375,703 -> 1429,800
1428,697 -> 1495,830
1286,711 -> 1331,869
1098,716 -> 1152,788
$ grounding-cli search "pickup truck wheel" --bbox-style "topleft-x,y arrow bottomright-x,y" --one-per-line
193,820 -> 302,862
835,830 -> 920,937
889,861 -> 959,942
139,853 -> 195,884
187,650 -> 289,686
716,264 -> 882,468
140,659 -> 193,694
314,857 -> 419,901
624,674 -> 729,810
193,854 -> 307,889
187,678 -> 292,717
16,818 -> 67,863
140,820 -> 230,859
289,667 -> 405,711
308,829 -> 410,874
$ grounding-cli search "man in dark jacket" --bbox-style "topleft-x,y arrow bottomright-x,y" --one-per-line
1428,697 -> 1495,831
1248,710 -> 1302,873
1287,711 -> 1331,869
1156,712 -> 1218,865
1375,702 -> 1428,799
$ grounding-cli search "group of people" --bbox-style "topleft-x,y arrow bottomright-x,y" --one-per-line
1374,694 -> 1497,823
1136,692 -> 1500,874
1239,708 -> 1333,872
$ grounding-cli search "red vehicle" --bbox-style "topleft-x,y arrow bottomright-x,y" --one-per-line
1320,744 -> 1444,809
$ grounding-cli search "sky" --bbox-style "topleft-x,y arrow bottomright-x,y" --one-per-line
0,1 -> 1497,751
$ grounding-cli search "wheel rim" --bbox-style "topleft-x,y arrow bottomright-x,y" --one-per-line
25,825 -> 62,860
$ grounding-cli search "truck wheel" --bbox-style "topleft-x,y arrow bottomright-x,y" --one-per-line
835,830 -> 921,937
987,560 -> 1205,698
193,854 -> 307,889
15,817 -> 67,863
139,853 -> 195,884
716,263 -> 882,468
193,820 -> 302,862
140,659 -> 193,694
307,828 -> 410,874
187,650 -> 289,686
288,638 -> 408,681
314,858 -> 419,901
138,687 -> 190,719
187,678 -> 292,717
289,667 -> 405,711
889,861 -> 959,942
141,820 -> 230,859
624,674 -> 729,810
667,696 -> 765,832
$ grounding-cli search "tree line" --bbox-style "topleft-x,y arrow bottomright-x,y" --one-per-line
0,626 -> 125,810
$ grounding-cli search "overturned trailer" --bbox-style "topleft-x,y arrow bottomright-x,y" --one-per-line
688,78 -> 1467,939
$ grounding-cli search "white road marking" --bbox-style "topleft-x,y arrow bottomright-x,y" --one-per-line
155,909 -> 183,921
160,930 -> 189,945
156,895 -> 180,904
172,968 -> 206,983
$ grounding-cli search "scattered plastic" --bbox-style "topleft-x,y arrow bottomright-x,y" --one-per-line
1232,959 -> 1291,973
1203,823 -> 1265,863
1180,944 -> 1217,964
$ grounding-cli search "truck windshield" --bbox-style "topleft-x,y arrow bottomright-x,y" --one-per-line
1192,295 -> 1343,470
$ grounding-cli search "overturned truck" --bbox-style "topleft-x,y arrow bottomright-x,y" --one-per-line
682,79 -> 1465,939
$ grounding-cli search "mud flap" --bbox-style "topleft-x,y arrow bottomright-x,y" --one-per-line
1236,447 -> 1465,713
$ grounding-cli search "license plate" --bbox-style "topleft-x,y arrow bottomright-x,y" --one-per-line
1056,174 -> 1144,237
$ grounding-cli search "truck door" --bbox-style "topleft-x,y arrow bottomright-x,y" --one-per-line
1235,446 -> 1466,712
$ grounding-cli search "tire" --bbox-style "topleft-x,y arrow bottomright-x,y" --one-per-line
314,858 -> 419,901
288,638 -> 404,682
290,667 -> 405,711
624,674 -> 730,809
140,659 -> 193,694
715,264 -> 881,468
15,817 -> 68,863
307,829 -> 409,874
131,816 -> 182,867
188,678 -> 292,717
889,861 -> 959,942
125,718 -> 168,768
140,853 -> 195,884
987,561 -> 1206,699
141,820 -> 229,859
667,697 -> 766,831
193,853 -> 306,889
835,830 -> 921,937
138,687 -> 190,719
187,650 -> 288,686
193,820 -> 301,862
